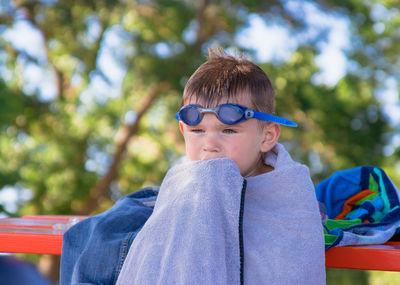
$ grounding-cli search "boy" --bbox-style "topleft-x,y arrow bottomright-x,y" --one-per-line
60,49 -> 325,285
116,49 -> 325,284
177,49 -> 294,177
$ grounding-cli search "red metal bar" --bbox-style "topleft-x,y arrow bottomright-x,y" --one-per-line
1,216 -> 400,272
0,230 -> 63,255
0,216 -> 85,255
325,242 -> 400,271
22,215 -> 87,221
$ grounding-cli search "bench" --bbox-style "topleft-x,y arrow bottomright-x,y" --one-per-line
1,216 -> 400,271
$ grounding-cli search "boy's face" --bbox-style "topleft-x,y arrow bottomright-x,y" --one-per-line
179,95 -> 280,177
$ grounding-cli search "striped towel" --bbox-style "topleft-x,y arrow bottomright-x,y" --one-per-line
316,166 -> 400,250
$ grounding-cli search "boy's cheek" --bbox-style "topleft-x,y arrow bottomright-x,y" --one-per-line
186,153 -> 197,161
184,145 -> 198,161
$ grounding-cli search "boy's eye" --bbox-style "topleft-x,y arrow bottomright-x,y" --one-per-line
190,129 -> 204,133
223,129 -> 237,134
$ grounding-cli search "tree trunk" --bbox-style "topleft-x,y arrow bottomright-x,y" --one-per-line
38,255 -> 61,284
76,82 -> 170,215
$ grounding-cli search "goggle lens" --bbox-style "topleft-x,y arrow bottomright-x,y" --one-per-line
218,105 -> 243,124
181,106 -> 201,125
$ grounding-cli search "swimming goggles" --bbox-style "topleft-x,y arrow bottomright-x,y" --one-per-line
175,104 -> 297,127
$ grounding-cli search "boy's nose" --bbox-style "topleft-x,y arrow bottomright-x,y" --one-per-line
201,133 -> 222,159
199,114 -> 222,158
202,141 -> 219,152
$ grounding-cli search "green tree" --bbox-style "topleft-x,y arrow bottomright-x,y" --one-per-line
1,0 -> 399,282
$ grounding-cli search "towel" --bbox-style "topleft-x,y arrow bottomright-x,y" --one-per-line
116,158 -> 246,285
243,143 -> 326,284
316,166 -> 400,249
117,143 -> 325,285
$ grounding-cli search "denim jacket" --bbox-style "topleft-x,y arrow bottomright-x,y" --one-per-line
59,187 -> 158,285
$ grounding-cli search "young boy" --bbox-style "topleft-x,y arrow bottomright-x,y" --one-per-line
177,49 -> 293,177
116,49 -> 325,284
60,49 -> 325,285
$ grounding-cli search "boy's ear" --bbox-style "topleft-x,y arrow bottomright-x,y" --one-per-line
179,121 -> 185,135
260,123 -> 281,153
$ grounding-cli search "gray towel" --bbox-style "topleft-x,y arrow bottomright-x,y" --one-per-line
244,143 -> 326,284
116,158 -> 246,285
117,143 -> 325,285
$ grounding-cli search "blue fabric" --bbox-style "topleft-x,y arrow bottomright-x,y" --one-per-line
316,166 -> 400,221
316,166 -> 400,250
59,187 -> 158,285
0,255 -> 52,285
315,166 -> 363,219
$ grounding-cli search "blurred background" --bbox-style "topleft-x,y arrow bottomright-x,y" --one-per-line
0,0 -> 399,284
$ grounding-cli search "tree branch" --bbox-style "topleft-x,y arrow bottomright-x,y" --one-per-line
76,81 -> 170,215
15,4 -> 66,100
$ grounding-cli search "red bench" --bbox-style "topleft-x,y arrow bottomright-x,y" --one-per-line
1,216 -> 400,271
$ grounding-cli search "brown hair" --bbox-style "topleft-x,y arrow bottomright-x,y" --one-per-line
182,48 -> 275,115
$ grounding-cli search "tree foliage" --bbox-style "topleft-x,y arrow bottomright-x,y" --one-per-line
1,0 -> 399,282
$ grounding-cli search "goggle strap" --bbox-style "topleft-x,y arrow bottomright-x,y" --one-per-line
252,110 -> 298,127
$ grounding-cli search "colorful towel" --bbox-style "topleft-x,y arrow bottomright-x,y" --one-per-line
315,166 -> 400,250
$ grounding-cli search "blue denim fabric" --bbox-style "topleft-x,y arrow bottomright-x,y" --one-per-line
59,187 -> 158,285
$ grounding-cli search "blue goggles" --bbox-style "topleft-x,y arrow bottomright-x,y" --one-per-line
175,104 -> 297,127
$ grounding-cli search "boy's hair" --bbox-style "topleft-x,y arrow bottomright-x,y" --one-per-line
182,48 -> 275,115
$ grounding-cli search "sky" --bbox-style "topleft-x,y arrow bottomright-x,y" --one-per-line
235,11 -> 348,87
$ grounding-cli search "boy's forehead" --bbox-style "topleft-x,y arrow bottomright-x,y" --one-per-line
184,93 -> 253,108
